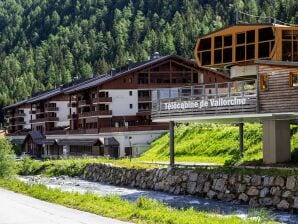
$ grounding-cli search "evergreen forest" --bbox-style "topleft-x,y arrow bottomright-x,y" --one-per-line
0,0 -> 297,108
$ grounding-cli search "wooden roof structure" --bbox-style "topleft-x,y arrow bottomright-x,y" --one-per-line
194,24 -> 298,68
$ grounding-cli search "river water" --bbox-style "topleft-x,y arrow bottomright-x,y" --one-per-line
19,176 -> 298,224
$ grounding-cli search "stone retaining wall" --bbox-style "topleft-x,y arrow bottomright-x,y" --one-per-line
84,163 -> 298,211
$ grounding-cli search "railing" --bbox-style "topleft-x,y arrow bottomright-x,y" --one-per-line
92,97 -> 112,103
30,117 -> 59,123
68,129 -> 98,135
138,96 -> 151,102
67,102 -> 77,107
136,110 -> 151,116
78,110 -> 112,118
14,120 -> 26,125
151,80 -> 258,119
45,129 -> 68,135
78,100 -> 91,107
45,107 -> 59,112
99,125 -> 168,132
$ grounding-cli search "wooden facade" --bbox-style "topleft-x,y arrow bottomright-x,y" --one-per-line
68,56 -> 229,133
258,64 -> 298,113
194,24 -> 298,67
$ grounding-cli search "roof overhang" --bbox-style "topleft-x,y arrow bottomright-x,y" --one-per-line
152,113 -> 298,124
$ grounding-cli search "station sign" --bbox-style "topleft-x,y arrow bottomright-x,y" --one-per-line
163,97 -> 247,111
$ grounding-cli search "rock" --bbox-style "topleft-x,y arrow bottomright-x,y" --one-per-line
236,183 -> 246,193
292,197 -> 298,209
272,196 -> 281,205
238,193 -> 249,202
203,182 -> 211,193
249,198 -> 259,207
270,186 -> 281,196
259,188 -> 269,198
207,190 -> 217,199
243,175 -> 251,184
173,186 -> 181,195
286,176 -> 296,190
228,175 -> 237,185
263,176 -> 275,187
251,175 -> 262,186
274,176 -> 285,187
259,197 -> 272,206
212,178 -> 226,192
247,186 -> 259,196
277,200 -> 290,210
189,172 -> 198,182
186,181 -> 197,194
282,190 -> 292,198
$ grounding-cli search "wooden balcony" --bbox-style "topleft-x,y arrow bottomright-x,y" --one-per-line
68,129 -> 98,135
92,97 -> 112,104
78,100 -> 91,107
78,110 -> 112,118
14,120 -> 26,125
138,96 -> 151,102
136,110 -> 151,116
30,117 -> 59,123
45,107 -> 59,112
45,129 -> 68,135
99,125 -> 168,133
67,102 -> 77,107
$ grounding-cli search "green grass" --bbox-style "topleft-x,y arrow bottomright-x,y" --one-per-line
138,123 -> 298,165
0,178 -> 274,224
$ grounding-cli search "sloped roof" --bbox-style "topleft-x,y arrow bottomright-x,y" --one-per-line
57,138 -> 103,146
27,88 -> 63,104
104,137 -> 119,146
3,99 -> 28,110
64,55 -> 227,94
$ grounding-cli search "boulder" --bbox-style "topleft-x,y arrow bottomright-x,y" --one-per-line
286,176 -> 296,190
277,200 -> 290,210
247,186 -> 259,196
274,176 -> 285,187
251,175 -> 262,186
259,188 -> 269,198
238,193 -> 249,202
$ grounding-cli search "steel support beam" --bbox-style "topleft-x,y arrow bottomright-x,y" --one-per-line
169,121 -> 175,168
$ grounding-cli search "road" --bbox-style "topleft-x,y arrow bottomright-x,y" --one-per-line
0,188 -> 131,224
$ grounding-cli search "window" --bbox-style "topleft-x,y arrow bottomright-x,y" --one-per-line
129,104 -> 133,109
129,91 -> 132,96
259,73 -> 268,91
289,72 -> 298,87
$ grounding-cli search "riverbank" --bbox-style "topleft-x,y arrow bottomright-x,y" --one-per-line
0,178 -> 260,224
20,175 -> 298,223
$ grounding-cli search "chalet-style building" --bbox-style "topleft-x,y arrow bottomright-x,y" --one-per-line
153,24 -> 298,165
4,54 -> 229,158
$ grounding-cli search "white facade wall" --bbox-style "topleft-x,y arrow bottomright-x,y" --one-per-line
51,101 -> 69,127
109,90 -> 138,116
23,108 -> 31,129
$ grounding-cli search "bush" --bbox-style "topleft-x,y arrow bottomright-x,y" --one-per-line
17,156 -> 44,175
0,138 -> 17,178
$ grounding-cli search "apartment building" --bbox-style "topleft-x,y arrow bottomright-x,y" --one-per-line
4,54 -> 229,158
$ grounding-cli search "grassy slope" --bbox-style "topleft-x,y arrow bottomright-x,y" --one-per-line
138,123 -> 298,165
0,179 -> 263,224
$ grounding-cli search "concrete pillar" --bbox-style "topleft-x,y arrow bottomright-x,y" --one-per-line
263,120 -> 291,164
169,121 -> 175,167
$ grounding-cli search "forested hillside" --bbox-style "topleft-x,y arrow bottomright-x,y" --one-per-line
0,0 -> 297,107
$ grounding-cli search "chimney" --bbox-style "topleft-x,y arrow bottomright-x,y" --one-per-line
110,68 -> 116,76
150,52 -> 160,60
127,59 -> 133,70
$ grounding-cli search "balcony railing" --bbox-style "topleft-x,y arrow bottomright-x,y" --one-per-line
67,102 -> 77,107
136,110 -> 151,116
151,80 -> 258,119
14,120 -> 26,125
68,125 -> 168,134
78,110 -> 112,118
78,100 -> 91,107
30,117 -> 59,123
92,97 -> 112,104
45,107 -> 59,112
99,125 -> 168,132
138,96 -> 151,102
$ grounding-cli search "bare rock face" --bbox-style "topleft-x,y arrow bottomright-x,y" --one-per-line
83,163 -> 298,212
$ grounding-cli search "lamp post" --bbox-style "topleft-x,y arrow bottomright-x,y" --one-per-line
129,136 -> 132,161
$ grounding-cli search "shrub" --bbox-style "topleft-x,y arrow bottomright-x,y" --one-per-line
0,138 -> 17,178
17,156 -> 44,175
